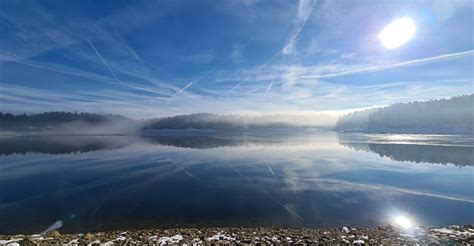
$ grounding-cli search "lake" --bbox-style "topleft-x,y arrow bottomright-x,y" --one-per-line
0,131 -> 473,234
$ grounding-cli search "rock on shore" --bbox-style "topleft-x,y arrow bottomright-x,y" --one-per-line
0,225 -> 473,245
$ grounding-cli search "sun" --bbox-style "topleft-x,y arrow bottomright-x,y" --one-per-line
378,17 -> 416,49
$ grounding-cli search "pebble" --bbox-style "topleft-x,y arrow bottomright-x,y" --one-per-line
0,225 -> 473,245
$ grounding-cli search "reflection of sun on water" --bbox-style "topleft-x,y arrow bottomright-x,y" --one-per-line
394,215 -> 413,230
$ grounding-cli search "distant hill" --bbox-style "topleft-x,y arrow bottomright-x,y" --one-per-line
336,95 -> 474,134
142,113 -> 334,131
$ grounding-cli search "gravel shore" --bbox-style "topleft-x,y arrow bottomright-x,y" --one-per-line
1,225 -> 473,245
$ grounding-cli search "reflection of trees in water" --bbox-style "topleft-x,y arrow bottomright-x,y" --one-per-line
340,141 -> 474,167
0,137 -> 103,155
0,136 -> 128,155
4,133 -> 472,167
0,132 -> 290,155
143,134 -> 265,149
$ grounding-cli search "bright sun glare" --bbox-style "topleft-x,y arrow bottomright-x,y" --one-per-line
379,17 -> 416,49
394,215 -> 413,230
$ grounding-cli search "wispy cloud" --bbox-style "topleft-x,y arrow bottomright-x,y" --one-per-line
231,51 -> 282,91
230,0 -> 316,91
299,49 -> 474,80
264,77 -> 276,96
168,68 -> 217,103
0,1 -> 472,117
219,49 -> 474,89
167,78 -> 199,103
282,0 -> 317,55
87,40 -> 122,84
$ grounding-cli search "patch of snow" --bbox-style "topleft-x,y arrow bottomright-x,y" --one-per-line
0,240 -> 21,246
431,228 -> 474,237
68,239 -> 79,245
206,234 -> 235,241
191,237 -> 202,245
87,240 -> 100,246
432,228 -> 452,234
158,234 -> 184,244
353,239 -> 365,244
116,236 -> 126,241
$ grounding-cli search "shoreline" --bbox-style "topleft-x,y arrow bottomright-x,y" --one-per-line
1,225 -> 473,245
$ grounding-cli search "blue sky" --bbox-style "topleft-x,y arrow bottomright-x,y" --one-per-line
0,0 -> 472,118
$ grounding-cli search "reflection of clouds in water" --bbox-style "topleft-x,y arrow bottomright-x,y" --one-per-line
0,132 -> 473,232
1,132 -> 472,192
283,177 -> 474,204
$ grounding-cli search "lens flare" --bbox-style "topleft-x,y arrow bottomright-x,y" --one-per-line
379,17 -> 416,49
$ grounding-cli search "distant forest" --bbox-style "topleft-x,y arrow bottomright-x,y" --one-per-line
142,113 -> 308,131
336,94 -> 473,134
1,95 -> 472,134
0,112 -> 126,131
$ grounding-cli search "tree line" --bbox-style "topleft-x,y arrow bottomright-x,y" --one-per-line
0,111 -> 125,131
336,94 -> 473,134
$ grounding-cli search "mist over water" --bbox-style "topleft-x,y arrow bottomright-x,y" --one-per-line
0,131 -> 472,234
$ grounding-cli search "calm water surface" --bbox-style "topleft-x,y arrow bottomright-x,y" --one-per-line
0,131 -> 473,233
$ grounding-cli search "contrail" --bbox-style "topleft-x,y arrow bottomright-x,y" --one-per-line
282,0 -> 317,55
231,51 -> 282,91
230,0 -> 316,92
266,162 -> 278,181
167,158 -> 199,182
167,68 -> 215,103
300,49 -> 474,80
168,37 -> 255,99
89,178 -> 122,219
87,40 -> 122,83
264,77 -> 276,96
232,167 -> 304,223
299,177 -> 474,204
167,78 -> 198,103
230,0 -> 316,91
